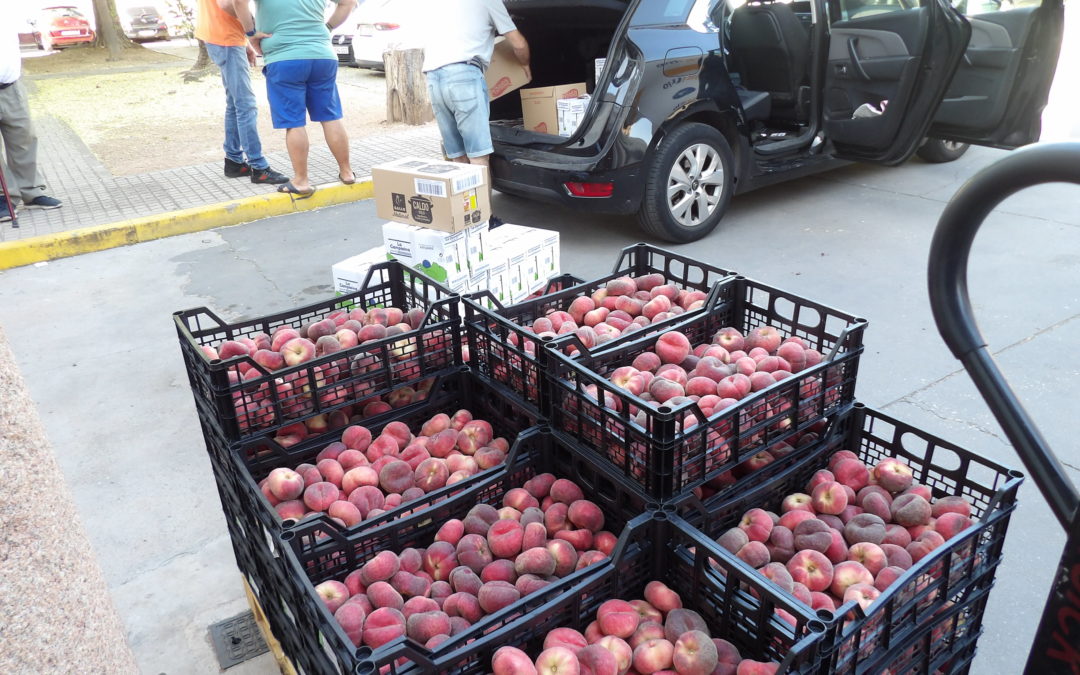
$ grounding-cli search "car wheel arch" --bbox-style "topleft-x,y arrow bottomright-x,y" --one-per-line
645,106 -> 747,190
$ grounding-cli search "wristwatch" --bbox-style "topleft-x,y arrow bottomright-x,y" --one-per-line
245,29 -> 256,37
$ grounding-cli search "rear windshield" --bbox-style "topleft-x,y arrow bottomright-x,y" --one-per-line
126,7 -> 160,16
633,0 -> 696,24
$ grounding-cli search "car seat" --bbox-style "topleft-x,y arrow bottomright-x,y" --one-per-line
729,0 -> 810,121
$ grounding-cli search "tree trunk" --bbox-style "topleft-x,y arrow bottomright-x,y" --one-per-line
91,0 -> 138,60
385,49 -> 433,126
192,40 -> 212,70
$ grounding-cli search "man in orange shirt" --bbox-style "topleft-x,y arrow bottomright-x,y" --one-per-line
196,0 -> 287,184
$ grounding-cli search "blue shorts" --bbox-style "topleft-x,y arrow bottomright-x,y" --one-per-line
264,59 -> 343,129
425,63 -> 492,158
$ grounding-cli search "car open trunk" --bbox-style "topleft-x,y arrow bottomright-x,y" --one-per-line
492,0 -> 631,142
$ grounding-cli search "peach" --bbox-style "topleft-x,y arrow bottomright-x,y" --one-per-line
844,513 -> 886,546
555,528 -> 594,551
342,466 -> 379,495
367,580 -> 404,610
578,644 -> 620,675
712,327 -> 745,352
478,580 -> 521,613
550,479 -> 585,505
649,376 -> 685,403
428,429 -> 460,458
399,444 -> 430,470
933,511 -> 972,540
780,493 -> 814,514
811,481 -> 849,515
390,571 -> 429,599
449,566 -> 483,595
641,580 -> 682,614
833,459 -> 870,491
545,502 -> 571,536
596,599 -> 641,639
545,627 -> 589,652
874,565 -> 906,592
837,504 -> 864,524
275,499 -> 305,521
464,503 -> 500,535
843,582 -> 881,611
328,500 -> 363,527
523,522 -> 548,551
423,541 -> 458,581
487,519 -> 526,559
817,514 -> 844,532
313,459 -> 344,489
806,469 -> 836,493
266,468 -> 305,501
475,447 -> 507,470
633,639 -> 674,673
629,621 -> 666,650
594,531 -> 618,556
880,543 -> 913,570
334,602 -> 366,646
343,569 -> 366,597
656,332 -> 691,365
788,581 -> 812,607
315,580 -> 350,613
577,550 -> 607,571
860,492 -> 892,522
524,473 -> 557,500
736,541 -> 770,568
831,560 -> 874,597
931,496 -> 973,519
436,519 -> 465,546
567,500 -> 605,533
406,609 -> 451,644
515,547 -> 557,577
362,607 -> 406,648
270,327 -> 302,352
504,487 -> 541,512
494,646 -> 539,675
663,608 -> 708,643
337,449 -> 368,472
421,413 -> 451,437
595,635 -> 633,674
546,539 -> 579,577
891,493 -> 932,527
738,508 -> 774,543
378,459 -> 414,494
736,660 -> 779,675
479,558 -> 516,584
873,458 -> 914,493
569,296 -> 597,324
848,542 -> 887,576
766,525 -> 795,563
429,581 -> 452,607
642,296 -> 672,321
717,527 -> 749,555
744,326 -> 782,353
907,530 -> 946,563
446,454 -> 479,475
793,519 -> 833,553
303,482 -> 339,512
824,529 -> 848,565
516,574 -> 551,596
629,600 -> 663,626
787,550 -> 834,593
443,592 -> 484,623
777,510 -> 816,531
673,630 -> 718,675
457,533 -> 494,574
414,457 -> 450,492
281,337 -> 316,366
536,646 -> 581,675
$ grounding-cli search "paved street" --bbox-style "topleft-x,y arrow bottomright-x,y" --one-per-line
1,142 -> 1077,673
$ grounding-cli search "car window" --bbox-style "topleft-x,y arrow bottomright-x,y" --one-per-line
950,0 -> 1039,16
126,7 -> 160,16
836,0 -> 914,20
634,0 -> 697,25
46,7 -> 87,18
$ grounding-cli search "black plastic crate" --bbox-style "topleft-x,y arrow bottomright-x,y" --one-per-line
547,275 -> 867,500
678,403 -> 1022,674
268,426 -> 655,674
463,243 -> 736,412
393,511 -> 834,674
175,261 -> 462,444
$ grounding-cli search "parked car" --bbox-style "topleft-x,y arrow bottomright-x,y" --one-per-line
36,6 -> 95,51
123,6 -> 170,43
332,0 -> 422,70
18,20 -> 41,49
490,0 -> 1064,242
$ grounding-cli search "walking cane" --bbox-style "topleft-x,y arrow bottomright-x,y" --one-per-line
0,162 -> 18,228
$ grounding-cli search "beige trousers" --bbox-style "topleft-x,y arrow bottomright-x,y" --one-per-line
0,80 -> 46,204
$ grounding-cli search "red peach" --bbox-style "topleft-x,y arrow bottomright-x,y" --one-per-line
847,542 -> 888,576
515,547 -> 557,577
550,479 -> 585,505
777,510 -> 816,531
536,646 -> 581,675
873,458 -> 914,493
545,627 -> 589,652
443,592 -> 484,623
481,559 -> 518,584
578,644 -> 619,675
629,621 -> 666,649
833,459 -> 870,491
315,580 -> 350,613
673,630 -> 718,675
456,533 -> 494,574
422,541 -> 458,581
933,511 -> 972,540
328,500 -> 362,527
787,550 -> 834,593
736,541 -> 770,568
568,500 -> 605,532
793,519 -> 833,553
436,519 -> 465,546
633,638 -> 674,673
931,496 -> 973,519
844,513 -> 887,546
780,493 -> 814,514
362,607 -> 406,649
716,527 -> 749,555
644,580 -> 682,613
843,582 -> 881,611
656,331 -> 691,365
831,560 -> 874,597
478,580 -> 521,613
880,543 -> 913,570
555,528 -> 594,551
493,646 -> 538,675
303,482 -> 338,512
546,539 -> 579,577
488,519 -> 526,559
594,531 -> 618,556
860,492 -> 892,522
275,499 -> 306,521
523,521 -> 548,551
334,602 -> 366,646
598,599 -> 641,639
366,581 -> 404,610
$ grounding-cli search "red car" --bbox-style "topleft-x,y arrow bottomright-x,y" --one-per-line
36,6 -> 95,51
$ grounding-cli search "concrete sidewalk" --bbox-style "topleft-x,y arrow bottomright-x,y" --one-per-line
0,106 -> 441,257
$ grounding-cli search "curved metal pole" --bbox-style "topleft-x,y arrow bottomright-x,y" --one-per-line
928,141 -> 1080,529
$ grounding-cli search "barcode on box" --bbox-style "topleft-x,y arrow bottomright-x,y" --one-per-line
414,178 -> 447,198
452,171 -> 482,193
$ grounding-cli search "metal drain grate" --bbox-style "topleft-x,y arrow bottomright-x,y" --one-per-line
208,611 -> 270,669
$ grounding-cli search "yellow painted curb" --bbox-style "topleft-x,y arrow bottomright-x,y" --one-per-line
0,179 -> 373,271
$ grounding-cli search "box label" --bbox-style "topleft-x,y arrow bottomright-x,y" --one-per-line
408,195 -> 434,224
391,192 -> 407,217
415,178 -> 448,198
452,172 -> 482,194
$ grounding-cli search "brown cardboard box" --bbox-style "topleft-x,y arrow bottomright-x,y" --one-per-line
373,158 -> 490,233
486,38 -> 531,100
520,82 -> 587,135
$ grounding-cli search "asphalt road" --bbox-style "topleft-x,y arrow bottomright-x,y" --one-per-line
1,142 -> 1077,673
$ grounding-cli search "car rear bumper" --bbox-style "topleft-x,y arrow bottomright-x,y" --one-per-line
490,153 -> 643,215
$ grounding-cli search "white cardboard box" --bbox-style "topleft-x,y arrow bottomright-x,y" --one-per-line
556,95 -> 590,137
332,247 -> 387,296
382,221 -> 470,286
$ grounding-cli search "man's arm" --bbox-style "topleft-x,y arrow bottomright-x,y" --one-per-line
221,0 -> 271,54
325,0 -> 358,31
502,29 -> 531,81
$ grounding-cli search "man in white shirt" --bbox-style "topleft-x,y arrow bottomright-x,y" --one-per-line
421,0 -> 530,171
0,21 -> 62,223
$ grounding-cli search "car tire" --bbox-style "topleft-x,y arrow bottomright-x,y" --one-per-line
917,139 -> 970,163
638,122 -> 734,243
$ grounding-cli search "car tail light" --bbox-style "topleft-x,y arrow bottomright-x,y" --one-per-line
374,23 -> 400,30
564,182 -> 614,198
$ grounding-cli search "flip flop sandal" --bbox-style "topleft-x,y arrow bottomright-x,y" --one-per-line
339,174 -> 356,185
277,182 -> 316,200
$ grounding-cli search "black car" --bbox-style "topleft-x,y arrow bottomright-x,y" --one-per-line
124,6 -> 169,42
489,0 -> 1064,242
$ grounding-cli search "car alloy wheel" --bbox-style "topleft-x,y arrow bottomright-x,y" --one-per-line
667,143 -> 725,228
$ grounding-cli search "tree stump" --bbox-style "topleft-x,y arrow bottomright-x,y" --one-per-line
385,48 -> 433,125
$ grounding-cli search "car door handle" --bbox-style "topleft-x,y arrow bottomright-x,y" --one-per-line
847,38 -> 871,80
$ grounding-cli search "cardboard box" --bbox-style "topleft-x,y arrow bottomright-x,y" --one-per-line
557,95 -> 590,137
485,252 -> 511,307
332,247 -> 386,296
373,157 -> 489,232
520,82 -> 587,135
486,38 -> 531,100
464,222 -> 489,276
487,224 -> 561,296
382,222 -> 470,285
595,58 -> 606,85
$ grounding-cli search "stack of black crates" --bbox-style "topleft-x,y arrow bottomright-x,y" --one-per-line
175,245 -> 1021,675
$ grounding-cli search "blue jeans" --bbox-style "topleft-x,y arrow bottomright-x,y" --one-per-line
425,63 -> 492,158
206,43 -> 268,169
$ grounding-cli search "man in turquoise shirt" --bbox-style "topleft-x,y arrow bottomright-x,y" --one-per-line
226,0 -> 357,197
